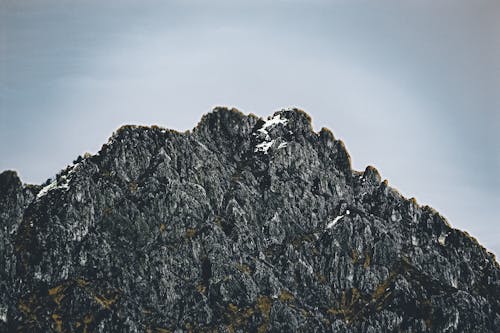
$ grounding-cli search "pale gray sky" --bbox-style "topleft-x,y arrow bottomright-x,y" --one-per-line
1,0 -> 499,256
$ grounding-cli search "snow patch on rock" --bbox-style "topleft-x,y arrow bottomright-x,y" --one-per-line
255,140 -> 275,154
36,178 -> 69,199
0,305 -> 6,323
254,114 -> 288,154
438,233 -> 448,246
36,163 -> 82,199
261,114 -> 288,133
326,215 -> 344,229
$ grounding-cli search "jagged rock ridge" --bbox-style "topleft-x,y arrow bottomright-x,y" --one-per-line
0,107 -> 499,332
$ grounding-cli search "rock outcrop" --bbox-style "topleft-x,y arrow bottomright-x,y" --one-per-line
1,108 -> 499,332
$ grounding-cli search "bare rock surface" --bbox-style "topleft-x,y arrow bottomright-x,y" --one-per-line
1,108 -> 499,332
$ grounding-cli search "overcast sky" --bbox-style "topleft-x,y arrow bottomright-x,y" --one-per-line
1,0 -> 499,256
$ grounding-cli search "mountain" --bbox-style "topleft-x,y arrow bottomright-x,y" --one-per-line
1,107 -> 499,332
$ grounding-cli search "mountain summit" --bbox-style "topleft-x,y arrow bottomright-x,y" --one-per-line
1,108 -> 499,332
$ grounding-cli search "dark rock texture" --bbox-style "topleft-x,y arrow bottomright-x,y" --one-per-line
1,107 -> 499,332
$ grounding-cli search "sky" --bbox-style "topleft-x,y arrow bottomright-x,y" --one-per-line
1,0 -> 499,256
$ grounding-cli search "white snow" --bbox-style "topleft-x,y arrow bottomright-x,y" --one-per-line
36,175 -> 70,199
255,140 -> 275,154
0,305 -> 6,323
36,180 -> 59,199
37,180 -> 55,197
271,211 -> 280,221
438,233 -> 448,246
254,114 -> 288,154
257,128 -> 268,135
390,212 -> 398,222
256,128 -> 271,141
262,114 -> 288,131
326,215 -> 344,229
255,114 -> 288,138
326,210 -> 350,229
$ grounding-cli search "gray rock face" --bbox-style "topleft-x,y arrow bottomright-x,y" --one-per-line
0,107 -> 499,332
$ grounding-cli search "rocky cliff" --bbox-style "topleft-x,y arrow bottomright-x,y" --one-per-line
1,108 -> 499,332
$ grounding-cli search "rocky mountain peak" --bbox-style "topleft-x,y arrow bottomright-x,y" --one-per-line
0,170 -> 21,192
0,108 -> 498,332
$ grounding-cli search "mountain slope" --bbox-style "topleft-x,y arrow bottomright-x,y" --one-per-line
1,108 -> 499,332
